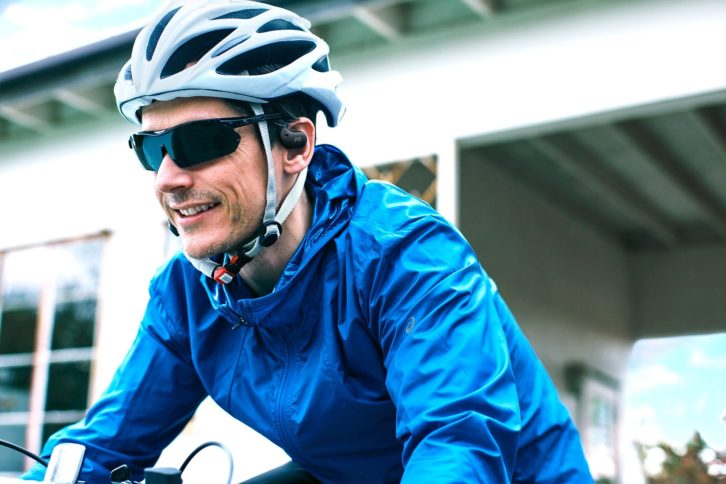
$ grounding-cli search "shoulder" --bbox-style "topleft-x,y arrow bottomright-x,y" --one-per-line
345,181 -> 483,303
357,179 -> 435,218
351,180 -> 469,256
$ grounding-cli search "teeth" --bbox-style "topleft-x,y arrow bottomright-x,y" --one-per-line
179,203 -> 214,216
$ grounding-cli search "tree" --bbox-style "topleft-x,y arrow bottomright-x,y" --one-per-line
636,431 -> 726,483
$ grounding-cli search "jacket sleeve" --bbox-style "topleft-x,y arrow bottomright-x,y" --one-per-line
359,211 -> 521,483
21,281 -> 207,482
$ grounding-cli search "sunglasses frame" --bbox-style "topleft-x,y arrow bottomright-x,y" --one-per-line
128,113 -> 285,171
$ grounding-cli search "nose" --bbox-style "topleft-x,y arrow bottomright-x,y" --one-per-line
154,153 -> 193,193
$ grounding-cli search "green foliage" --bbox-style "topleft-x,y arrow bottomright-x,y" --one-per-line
636,432 -> 725,483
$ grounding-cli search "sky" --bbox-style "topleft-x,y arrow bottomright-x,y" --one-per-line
623,333 -> 726,452
0,0 -> 167,73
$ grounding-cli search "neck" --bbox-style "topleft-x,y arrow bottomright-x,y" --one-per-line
240,189 -> 312,296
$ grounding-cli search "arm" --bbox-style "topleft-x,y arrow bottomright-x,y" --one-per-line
495,295 -> 593,482
21,283 -> 207,482
361,215 -> 521,483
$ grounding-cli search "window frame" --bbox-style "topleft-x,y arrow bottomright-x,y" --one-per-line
0,232 -> 108,473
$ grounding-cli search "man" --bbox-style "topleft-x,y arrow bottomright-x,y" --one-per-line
19,1 -> 592,482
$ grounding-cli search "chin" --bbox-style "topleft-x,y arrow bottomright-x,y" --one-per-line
181,238 -> 222,260
181,233 -> 244,260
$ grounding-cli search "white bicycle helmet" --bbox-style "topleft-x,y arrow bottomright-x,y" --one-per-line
114,0 -> 345,284
114,0 -> 344,126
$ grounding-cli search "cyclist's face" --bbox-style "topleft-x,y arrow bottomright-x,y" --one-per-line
142,97 -> 278,259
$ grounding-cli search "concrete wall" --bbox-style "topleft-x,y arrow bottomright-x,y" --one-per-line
632,246 -> 726,338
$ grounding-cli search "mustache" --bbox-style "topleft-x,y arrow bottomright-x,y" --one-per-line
163,190 -> 220,206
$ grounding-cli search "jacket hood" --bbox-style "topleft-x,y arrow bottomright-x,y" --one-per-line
201,144 -> 367,326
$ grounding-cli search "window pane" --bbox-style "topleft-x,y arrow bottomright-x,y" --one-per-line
51,300 -> 96,350
1,246 -> 42,356
54,239 -> 103,302
45,361 -> 90,411
0,247 -> 44,305
0,425 -> 26,472
0,307 -> 37,354
0,365 -> 32,413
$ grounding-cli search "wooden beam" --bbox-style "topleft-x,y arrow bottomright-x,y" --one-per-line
614,121 -> 726,240
684,109 -> 726,162
53,88 -> 111,119
0,104 -> 53,134
298,0 -> 406,26
459,0 -> 496,18
352,5 -> 404,42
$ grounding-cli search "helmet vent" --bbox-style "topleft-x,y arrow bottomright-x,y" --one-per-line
123,64 -> 133,80
257,19 -> 305,33
161,29 -> 235,79
146,6 -> 182,61
312,56 -> 330,72
217,40 -> 316,76
213,8 -> 267,20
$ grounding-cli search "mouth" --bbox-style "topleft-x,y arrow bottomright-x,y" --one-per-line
177,203 -> 217,217
172,202 -> 221,225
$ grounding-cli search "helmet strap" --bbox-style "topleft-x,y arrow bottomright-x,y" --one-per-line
252,102 -> 281,245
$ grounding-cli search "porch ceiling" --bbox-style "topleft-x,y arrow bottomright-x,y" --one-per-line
463,93 -> 726,253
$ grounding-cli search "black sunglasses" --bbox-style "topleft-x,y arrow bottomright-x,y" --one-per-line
128,113 -> 284,171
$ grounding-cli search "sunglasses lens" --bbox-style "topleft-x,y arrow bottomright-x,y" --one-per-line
172,121 -> 240,168
130,120 -> 242,171
130,134 -> 159,171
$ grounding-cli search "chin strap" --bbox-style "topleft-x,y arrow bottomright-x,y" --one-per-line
181,103 -> 308,284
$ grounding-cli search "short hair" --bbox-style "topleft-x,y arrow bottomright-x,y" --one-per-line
226,65 -> 320,145
226,92 -> 319,144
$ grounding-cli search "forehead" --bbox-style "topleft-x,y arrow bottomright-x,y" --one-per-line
141,97 -> 239,131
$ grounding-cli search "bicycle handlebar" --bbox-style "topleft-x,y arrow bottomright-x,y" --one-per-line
0,439 -> 234,484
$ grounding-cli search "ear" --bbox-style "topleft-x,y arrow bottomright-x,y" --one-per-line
281,117 -> 315,175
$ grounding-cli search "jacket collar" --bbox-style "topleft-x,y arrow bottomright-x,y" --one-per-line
201,144 -> 366,327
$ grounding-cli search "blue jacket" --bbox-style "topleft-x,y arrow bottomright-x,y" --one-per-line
26,145 -> 592,483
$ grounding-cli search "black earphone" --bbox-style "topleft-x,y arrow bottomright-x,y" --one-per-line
280,126 -> 308,149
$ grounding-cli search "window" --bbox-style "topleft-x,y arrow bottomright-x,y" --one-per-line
0,235 -> 105,474
563,362 -> 619,483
